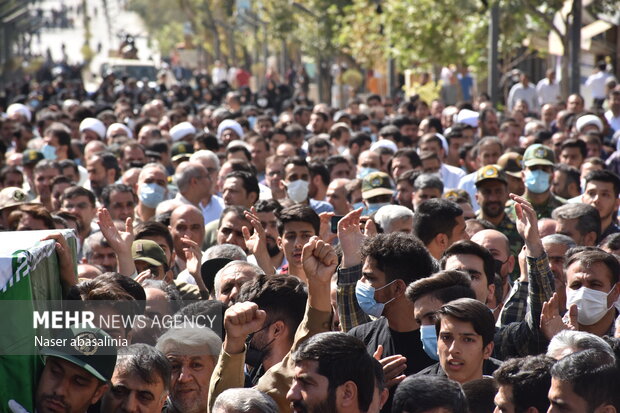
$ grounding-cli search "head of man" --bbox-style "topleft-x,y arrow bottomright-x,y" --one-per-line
254,199 -> 283,258
566,94 -> 585,114
413,199 -> 468,259
102,184 -> 137,222
35,327 -> 116,413
522,144 -> 555,195
475,165 -> 509,221
87,152 -> 120,198
542,234 -> 576,310
282,156 -> 312,204
373,205 -> 414,234
546,330 -> 615,361
34,160 -> 61,202
83,232 -> 117,272
357,150 -> 381,175
435,298 -> 495,384
493,355 -> 555,413
551,204 -> 601,246
440,241 -> 496,305
237,274 -> 308,371
470,229 -> 514,283
548,349 -> 618,413
406,270 -> 476,361
155,325 -> 222,413
137,163 -> 168,210
276,204 -> 320,273
392,375 -> 468,413
217,206 -> 252,253
213,260 -> 265,307
135,221 -> 177,278
357,232 -> 434,318
582,170 -> 620,230
100,344 -> 171,413
475,137 -> 503,168
132,239 -> 169,281
559,139 -> 587,169
552,164 -> 581,200
61,187 -> 97,239
43,123 -> 72,161
389,148 -> 421,179
287,332 -> 376,413
213,388 -> 278,413
175,161 -> 212,203
564,249 -> 620,330
480,108 -> 499,137
326,178 -> 352,216
169,205 -> 205,259
8,204 -> 54,231
221,170 -> 259,208
412,173 -> 443,210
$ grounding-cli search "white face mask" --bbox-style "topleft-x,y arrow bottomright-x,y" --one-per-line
566,286 -> 614,325
287,180 -> 309,203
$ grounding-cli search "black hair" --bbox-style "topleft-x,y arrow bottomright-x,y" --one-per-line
292,332 -> 375,412
440,240 -> 495,287
435,298 -> 496,347
101,183 -> 137,209
392,375 -> 468,413
224,170 -> 260,203
360,232 -> 434,284
116,344 -> 172,392
61,186 -> 97,208
585,169 -> 620,198
493,355 -> 555,413
309,162 -> 330,187
277,204 -> 320,236
413,199 -> 462,245
134,221 -> 174,254
406,270 -> 476,308
550,349 -> 619,411
237,274 -> 308,343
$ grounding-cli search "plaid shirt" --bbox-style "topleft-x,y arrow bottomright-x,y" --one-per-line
493,252 -> 555,360
337,264 -> 370,332
499,280 -> 528,325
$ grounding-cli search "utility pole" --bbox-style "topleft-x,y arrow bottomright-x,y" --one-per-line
488,1 -> 500,107
570,0 -> 581,94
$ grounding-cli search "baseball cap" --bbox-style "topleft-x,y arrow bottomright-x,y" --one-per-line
475,164 -> 508,187
201,257 -> 233,293
361,172 -> 394,200
131,239 -> 167,267
497,152 -> 524,178
40,326 -> 117,382
0,187 -> 32,210
22,149 -> 44,166
523,144 -> 554,167
171,141 -> 194,162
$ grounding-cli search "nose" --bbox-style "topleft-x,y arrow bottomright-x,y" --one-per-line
178,365 -> 192,383
286,381 -> 301,403
122,392 -> 139,413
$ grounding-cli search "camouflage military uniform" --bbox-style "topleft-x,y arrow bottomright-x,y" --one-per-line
477,210 -> 524,280
505,193 -> 566,221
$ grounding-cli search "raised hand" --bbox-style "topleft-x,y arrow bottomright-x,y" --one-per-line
223,301 -> 267,354
181,236 -> 208,292
302,236 -> 338,285
41,232 -> 76,291
97,207 -> 134,252
373,345 -> 407,388
510,194 -> 543,257
318,211 -> 337,244
337,207 -> 366,267
540,292 -> 577,340
242,209 -> 275,275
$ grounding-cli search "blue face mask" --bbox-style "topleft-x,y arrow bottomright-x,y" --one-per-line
41,144 -> 57,161
355,280 -> 396,318
524,169 -> 550,194
420,324 -> 439,360
138,183 -> 166,208
357,167 -> 380,179
247,116 -> 257,129
365,202 -> 391,216
352,202 -> 365,211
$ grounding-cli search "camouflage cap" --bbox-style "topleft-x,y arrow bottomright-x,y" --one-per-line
131,239 -> 167,267
523,144 -> 554,167
497,152 -> 524,178
361,171 -> 394,200
475,165 -> 508,187
0,187 -> 32,210
22,149 -> 44,166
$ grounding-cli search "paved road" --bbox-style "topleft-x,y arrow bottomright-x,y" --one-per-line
30,0 -> 159,90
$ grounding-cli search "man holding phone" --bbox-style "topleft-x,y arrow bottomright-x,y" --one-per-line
131,239 -> 169,281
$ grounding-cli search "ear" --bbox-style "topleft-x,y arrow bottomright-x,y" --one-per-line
250,191 -> 259,205
506,255 -> 515,274
91,383 -> 109,404
393,279 -> 407,298
474,191 -> 480,206
336,381 -> 358,409
584,232 -> 597,247
483,340 -> 494,359
487,283 -> 496,305
276,236 -> 283,250
435,233 -> 449,250
379,388 -> 389,409
271,320 -> 287,340
608,283 -> 620,308
595,405 -> 617,413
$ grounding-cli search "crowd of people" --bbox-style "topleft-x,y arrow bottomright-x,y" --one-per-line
2,62 -> 620,413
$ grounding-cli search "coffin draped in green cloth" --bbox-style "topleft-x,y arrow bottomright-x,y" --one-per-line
0,229 -> 77,413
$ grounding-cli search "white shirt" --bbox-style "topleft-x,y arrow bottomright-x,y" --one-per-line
201,195 -> 225,225
605,109 -> 620,133
585,71 -> 613,99
440,163 -> 466,193
507,82 -> 539,112
536,78 -> 560,105
458,171 -> 480,212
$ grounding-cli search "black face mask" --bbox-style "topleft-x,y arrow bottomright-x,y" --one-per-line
494,258 -> 508,276
244,323 -> 274,369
